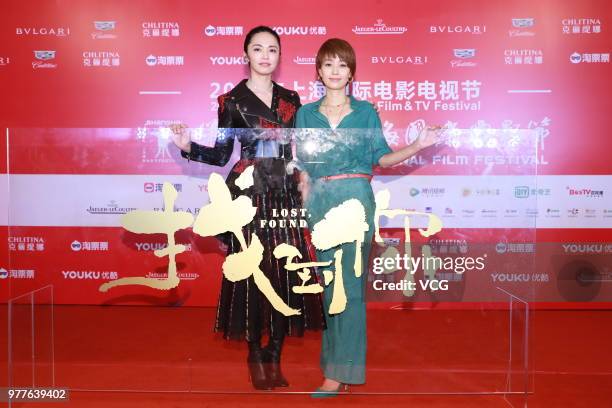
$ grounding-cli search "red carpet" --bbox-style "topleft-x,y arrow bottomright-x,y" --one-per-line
2,306 -> 611,407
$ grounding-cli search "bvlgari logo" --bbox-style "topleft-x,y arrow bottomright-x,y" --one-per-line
429,25 -> 486,34
32,50 -> 57,69
92,21 -> 117,39
370,56 -> 428,64
352,19 -> 407,35
16,27 -> 70,36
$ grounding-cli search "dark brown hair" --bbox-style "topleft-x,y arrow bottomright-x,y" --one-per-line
243,26 -> 281,54
315,38 -> 356,78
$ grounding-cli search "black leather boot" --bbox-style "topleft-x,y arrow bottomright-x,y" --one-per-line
263,337 -> 289,387
247,341 -> 272,390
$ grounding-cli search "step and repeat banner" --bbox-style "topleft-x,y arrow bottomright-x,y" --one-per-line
1,0 -> 611,306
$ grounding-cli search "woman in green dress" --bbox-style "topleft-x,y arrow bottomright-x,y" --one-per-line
295,38 -> 443,396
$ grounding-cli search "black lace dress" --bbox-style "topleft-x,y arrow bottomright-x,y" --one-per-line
182,79 -> 325,341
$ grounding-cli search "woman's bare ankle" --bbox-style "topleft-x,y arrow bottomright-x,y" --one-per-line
320,378 -> 341,391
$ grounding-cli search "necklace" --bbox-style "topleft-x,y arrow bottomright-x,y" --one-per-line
321,97 -> 349,127
320,97 -> 349,108
246,80 -> 273,95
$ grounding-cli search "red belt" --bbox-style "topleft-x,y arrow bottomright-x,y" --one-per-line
320,173 -> 372,182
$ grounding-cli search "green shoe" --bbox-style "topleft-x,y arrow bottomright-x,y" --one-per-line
310,384 -> 347,398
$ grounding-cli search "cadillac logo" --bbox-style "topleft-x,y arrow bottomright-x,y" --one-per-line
34,50 -> 56,60
453,49 -> 476,59
94,21 -> 116,31
512,18 -> 535,28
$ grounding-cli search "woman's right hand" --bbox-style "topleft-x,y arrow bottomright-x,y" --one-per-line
169,123 -> 191,153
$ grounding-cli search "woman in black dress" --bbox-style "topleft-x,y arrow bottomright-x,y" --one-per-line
171,26 -> 325,390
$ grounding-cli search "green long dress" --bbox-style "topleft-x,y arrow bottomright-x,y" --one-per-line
295,96 -> 392,384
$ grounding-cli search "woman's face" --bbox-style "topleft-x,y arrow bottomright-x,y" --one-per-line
318,55 -> 351,91
245,31 -> 280,76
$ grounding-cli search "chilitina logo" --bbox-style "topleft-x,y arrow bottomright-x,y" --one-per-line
352,19 -> 407,35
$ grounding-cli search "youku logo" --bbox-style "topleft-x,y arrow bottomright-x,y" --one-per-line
16,27 -> 70,36
450,49 -> 477,68
210,56 -> 246,65
352,19 -> 407,35
509,18 -> 536,37
0,268 -> 7,279
273,26 -> 327,36
562,243 -> 612,254
92,21 -> 117,39
32,50 -> 57,69
62,270 -> 118,280
135,242 -> 192,252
